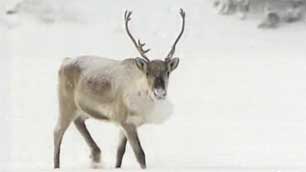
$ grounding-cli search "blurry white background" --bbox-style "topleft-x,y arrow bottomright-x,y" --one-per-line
1,0 -> 306,171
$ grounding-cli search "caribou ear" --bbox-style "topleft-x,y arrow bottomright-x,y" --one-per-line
168,58 -> 180,72
135,57 -> 148,72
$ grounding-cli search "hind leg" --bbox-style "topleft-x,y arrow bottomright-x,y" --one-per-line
53,114 -> 73,168
54,87 -> 76,169
74,117 -> 101,164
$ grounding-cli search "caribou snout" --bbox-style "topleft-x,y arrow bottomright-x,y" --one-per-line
153,88 -> 167,100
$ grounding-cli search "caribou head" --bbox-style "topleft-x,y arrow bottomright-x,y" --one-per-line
124,9 -> 185,100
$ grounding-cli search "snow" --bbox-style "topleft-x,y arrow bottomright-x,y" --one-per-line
1,0 -> 306,171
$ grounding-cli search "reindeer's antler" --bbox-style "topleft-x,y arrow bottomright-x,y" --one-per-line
165,8 -> 186,61
124,10 -> 150,62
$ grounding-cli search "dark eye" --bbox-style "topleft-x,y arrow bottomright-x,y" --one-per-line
167,71 -> 170,76
146,72 -> 149,76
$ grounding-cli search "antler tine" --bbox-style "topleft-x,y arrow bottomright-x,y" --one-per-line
165,8 -> 186,61
138,39 -> 151,53
124,10 -> 150,62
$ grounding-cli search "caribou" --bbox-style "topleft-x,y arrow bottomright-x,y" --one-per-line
53,9 -> 185,169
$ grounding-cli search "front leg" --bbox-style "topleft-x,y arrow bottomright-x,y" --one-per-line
115,131 -> 127,168
121,123 -> 146,169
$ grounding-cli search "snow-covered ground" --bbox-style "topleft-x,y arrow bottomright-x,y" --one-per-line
1,0 -> 306,171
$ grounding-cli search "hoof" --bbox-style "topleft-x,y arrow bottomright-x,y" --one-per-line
90,149 -> 101,163
90,161 -> 103,169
